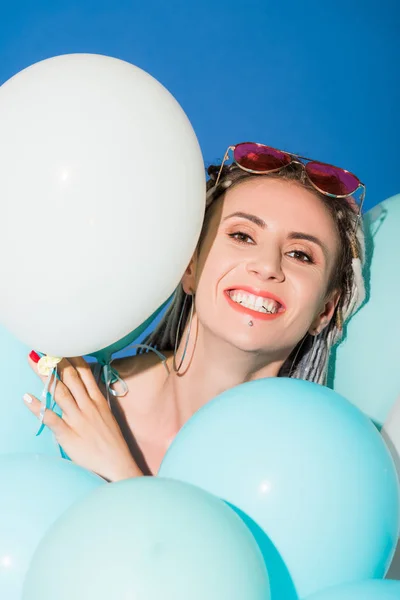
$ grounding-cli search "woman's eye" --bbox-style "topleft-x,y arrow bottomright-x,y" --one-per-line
287,250 -> 314,263
228,231 -> 255,245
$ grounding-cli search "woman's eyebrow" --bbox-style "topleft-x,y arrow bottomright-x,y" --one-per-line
222,211 -> 266,228
288,231 -> 329,257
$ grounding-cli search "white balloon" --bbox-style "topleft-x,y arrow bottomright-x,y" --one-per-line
0,54 -> 205,357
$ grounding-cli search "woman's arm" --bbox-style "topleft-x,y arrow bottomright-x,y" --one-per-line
24,355 -> 143,482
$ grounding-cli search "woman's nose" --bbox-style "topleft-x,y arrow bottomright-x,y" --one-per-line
245,248 -> 284,282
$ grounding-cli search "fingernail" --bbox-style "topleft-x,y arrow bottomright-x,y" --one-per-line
29,351 -> 41,364
23,393 -> 33,404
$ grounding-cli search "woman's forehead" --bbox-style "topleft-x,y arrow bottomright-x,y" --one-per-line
220,177 -> 337,232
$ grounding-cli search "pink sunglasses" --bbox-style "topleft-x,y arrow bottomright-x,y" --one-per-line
215,142 -> 365,214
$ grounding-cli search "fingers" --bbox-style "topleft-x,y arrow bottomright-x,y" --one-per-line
28,352 -> 108,415
27,356 -> 78,416
23,393 -> 70,440
68,357 -> 109,406
58,359 -> 95,411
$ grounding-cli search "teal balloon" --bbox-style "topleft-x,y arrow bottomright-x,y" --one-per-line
23,477 -> 270,600
89,297 -> 171,364
0,324 -> 60,455
0,453 -> 103,600
159,378 -> 399,599
331,195 -> 400,427
305,580 -> 400,600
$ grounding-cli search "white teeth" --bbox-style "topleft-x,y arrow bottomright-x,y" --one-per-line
265,300 -> 275,313
229,290 -> 281,314
255,296 -> 264,308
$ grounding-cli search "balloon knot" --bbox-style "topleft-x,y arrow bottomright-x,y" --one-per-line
37,355 -> 62,377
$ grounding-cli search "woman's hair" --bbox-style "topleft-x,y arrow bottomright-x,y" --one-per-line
144,161 -> 366,384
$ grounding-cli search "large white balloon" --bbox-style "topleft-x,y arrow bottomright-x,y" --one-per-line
0,54 -> 205,357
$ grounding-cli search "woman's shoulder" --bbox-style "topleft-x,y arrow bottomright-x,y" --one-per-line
108,351 -> 173,400
112,350 -> 172,378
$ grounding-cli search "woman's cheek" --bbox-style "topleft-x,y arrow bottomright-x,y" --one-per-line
287,274 -> 324,318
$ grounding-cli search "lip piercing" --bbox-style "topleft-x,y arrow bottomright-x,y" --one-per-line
248,321 -> 254,327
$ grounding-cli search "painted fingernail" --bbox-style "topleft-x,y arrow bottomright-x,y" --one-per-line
23,393 -> 33,404
29,351 -> 41,364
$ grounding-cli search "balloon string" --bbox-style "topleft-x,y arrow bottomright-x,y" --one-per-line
102,363 -> 115,409
36,364 -> 59,437
101,364 -> 128,401
100,343 -> 168,400
34,353 -> 65,457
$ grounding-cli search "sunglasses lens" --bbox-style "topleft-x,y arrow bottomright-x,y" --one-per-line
234,143 -> 291,172
306,161 -> 360,197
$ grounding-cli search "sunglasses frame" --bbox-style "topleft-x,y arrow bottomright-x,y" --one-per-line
215,142 -> 366,216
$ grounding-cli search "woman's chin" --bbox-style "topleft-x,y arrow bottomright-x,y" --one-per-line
219,329 -> 283,355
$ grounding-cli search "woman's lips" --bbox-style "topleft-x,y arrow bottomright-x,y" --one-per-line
226,285 -> 286,308
224,290 -> 285,321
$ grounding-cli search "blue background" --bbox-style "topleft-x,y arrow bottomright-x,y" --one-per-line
0,0 -> 399,211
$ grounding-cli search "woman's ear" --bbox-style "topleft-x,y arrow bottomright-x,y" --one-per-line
181,254 -> 198,294
309,290 -> 341,336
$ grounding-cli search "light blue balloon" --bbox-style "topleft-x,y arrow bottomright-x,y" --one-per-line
0,324 -> 60,455
305,580 -> 400,600
331,194 -> 400,427
159,378 -> 399,599
22,477 -> 270,600
0,453 -> 103,600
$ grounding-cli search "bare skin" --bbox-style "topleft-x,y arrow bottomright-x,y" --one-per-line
25,177 -> 341,480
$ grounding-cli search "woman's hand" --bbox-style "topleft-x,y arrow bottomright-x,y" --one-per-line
24,354 -> 142,482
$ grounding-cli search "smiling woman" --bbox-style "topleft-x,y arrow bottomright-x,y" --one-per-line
147,143 -> 365,383
25,142 -> 366,480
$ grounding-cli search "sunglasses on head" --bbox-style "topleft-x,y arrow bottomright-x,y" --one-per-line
215,142 -> 365,215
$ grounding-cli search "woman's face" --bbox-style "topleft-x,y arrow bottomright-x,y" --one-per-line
184,177 -> 341,358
